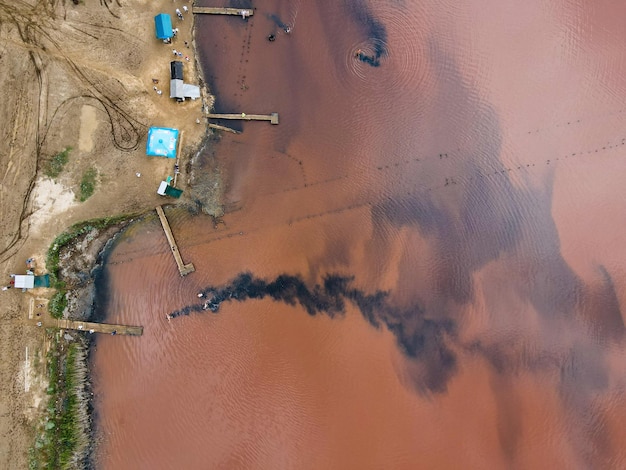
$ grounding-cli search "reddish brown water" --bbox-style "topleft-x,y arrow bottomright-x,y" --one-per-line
93,0 -> 626,468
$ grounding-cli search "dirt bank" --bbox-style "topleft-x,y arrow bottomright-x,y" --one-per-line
0,1 -> 217,467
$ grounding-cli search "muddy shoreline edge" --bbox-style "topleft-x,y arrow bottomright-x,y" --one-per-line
25,2 -> 227,465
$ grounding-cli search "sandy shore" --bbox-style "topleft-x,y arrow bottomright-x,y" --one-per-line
0,1 -> 214,467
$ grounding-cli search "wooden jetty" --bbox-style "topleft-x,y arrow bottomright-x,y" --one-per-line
156,205 -> 195,276
29,318 -> 143,336
56,319 -> 143,336
206,112 -> 279,125
192,6 -> 254,17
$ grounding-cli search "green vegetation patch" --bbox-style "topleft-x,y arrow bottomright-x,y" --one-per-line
30,214 -> 140,467
49,291 -> 67,319
46,215 -> 136,287
78,167 -> 97,202
44,147 -> 71,179
30,337 -> 89,469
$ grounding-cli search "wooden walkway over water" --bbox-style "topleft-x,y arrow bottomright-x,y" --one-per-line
56,319 -> 143,336
156,205 -> 195,276
27,297 -> 143,336
192,7 -> 254,17
29,318 -> 143,336
206,112 -> 279,125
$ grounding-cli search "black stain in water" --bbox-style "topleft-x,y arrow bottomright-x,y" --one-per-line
348,32 -> 626,461
168,272 -> 457,393
589,265 -> 626,341
267,13 -> 291,34
355,51 -> 382,67
347,0 -> 388,67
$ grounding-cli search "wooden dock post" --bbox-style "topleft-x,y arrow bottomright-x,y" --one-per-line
206,112 -> 279,125
156,206 -> 195,276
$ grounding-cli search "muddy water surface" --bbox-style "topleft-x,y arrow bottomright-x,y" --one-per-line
93,0 -> 626,468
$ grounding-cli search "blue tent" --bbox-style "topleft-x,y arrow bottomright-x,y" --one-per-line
146,127 -> 179,158
154,14 -> 173,40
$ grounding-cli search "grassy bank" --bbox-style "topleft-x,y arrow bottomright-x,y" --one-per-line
28,214 -> 141,467
29,333 -> 90,469
46,214 -> 137,318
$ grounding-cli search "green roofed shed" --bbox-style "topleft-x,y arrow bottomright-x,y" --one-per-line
157,181 -> 183,198
34,274 -> 50,288
165,185 -> 183,198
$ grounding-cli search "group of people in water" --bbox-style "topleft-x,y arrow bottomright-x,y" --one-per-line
264,24 -> 377,67
165,291 -> 216,321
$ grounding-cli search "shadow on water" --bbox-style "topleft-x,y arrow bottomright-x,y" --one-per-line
91,235 -> 121,324
372,36 -> 625,463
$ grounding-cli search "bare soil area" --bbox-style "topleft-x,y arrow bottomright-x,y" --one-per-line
0,1 -> 216,467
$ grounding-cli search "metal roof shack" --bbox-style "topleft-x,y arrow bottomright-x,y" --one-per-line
146,127 -> 179,158
171,61 -> 184,80
14,275 -> 34,289
154,14 -> 173,40
182,84 -> 200,100
170,79 -> 185,99
170,61 -> 201,102
170,80 -> 201,101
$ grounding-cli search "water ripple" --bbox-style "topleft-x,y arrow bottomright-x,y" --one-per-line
339,2 -> 431,94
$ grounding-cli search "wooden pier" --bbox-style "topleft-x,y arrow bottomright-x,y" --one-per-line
56,319 -> 143,336
206,112 -> 279,125
29,318 -> 143,336
156,206 -> 195,276
192,6 -> 254,17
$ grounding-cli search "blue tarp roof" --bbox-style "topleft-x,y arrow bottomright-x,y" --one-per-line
154,14 -> 173,39
146,127 -> 179,158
